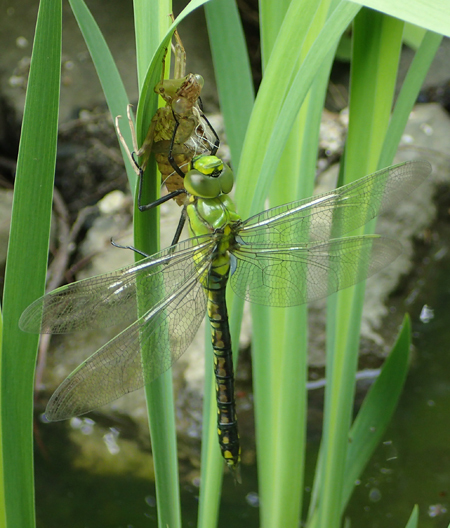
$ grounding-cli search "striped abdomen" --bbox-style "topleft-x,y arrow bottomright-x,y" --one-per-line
205,263 -> 241,475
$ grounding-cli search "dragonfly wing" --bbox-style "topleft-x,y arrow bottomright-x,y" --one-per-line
230,236 -> 402,307
45,253 -> 212,421
238,160 -> 431,244
20,235 -> 214,334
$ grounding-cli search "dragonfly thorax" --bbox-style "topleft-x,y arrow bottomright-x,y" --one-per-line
187,192 -> 241,238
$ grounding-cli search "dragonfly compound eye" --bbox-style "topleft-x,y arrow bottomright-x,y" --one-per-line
185,168 -> 221,198
217,165 -> 234,195
185,156 -> 235,198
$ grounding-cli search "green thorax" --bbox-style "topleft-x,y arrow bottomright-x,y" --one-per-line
187,194 -> 240,238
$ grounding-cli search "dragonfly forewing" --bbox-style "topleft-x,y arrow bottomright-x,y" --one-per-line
19,236 -> 214,334
238,160 -> 431,245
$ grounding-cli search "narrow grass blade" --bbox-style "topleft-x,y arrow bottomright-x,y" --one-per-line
232,0 -> 321,518
405,504 -> 419,528
260,0 -> 293,65
132,3 -> 179,528
1,1 -> 62,526
379,30 -> 442,167
69,0 -> 137,190
346,11 -> 404,178
263,58 -> 337,528
255,2 -> 338,526
205,0 -> 255,170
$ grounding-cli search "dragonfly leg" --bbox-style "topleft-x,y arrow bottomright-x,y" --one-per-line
138,188 -> 187,212
110,238 -> 149,258
135,154 -> 187,212
171,205 -> 187,245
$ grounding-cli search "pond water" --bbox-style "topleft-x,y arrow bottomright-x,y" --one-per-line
344,239 -> 450,527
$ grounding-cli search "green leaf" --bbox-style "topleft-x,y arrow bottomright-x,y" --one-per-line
205,0 -> 255,170
352,0 -> 450,37
380,30 -> 443,167
1,1 -> 62,526
405,504 -> 419,528
252,2 -> 340,526
68,0 -> 137,191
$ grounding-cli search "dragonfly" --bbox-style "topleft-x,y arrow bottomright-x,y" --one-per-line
20,157 -> 431,478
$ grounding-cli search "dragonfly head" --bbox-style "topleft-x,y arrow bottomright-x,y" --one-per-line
184,155 -> 234,199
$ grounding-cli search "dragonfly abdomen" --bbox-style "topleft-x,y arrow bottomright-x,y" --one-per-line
206,266 -> 241,475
